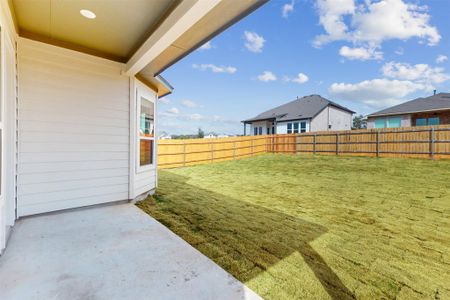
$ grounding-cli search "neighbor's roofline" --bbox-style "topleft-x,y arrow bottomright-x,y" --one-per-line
241,117 -> 312,124
367,107 -> 450,117
242,102 -> 354,124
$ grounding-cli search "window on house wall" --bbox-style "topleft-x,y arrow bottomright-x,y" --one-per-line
293,122 -> 299,133
139,97 -> 154,166
428,117 -> 440,125
374,118 -> 386,128
388,117 -> 401,128
259,127 -> 262,135
267,127 -> 270,134
416,118 -> 427,126
287,123 -> 292,134
300,121 -> 307,133
254,127 -> 258,135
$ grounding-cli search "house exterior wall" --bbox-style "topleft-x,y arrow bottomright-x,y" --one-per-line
310,106 -> 352,132
17,38 -> 134,216
411,110 -> 450,126
328,106 -> 352,131
0,1 -> 19,253
310,107 -> 329,132
250,120 -> 271,135
367,114 -> 411,129
276,120 -> 310,134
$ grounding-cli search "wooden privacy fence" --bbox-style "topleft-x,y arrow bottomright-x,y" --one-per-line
158,135 -> 270,169
158,125 -> 450,168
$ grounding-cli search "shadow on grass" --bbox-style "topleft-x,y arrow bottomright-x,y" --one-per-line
137,172 -> 355,299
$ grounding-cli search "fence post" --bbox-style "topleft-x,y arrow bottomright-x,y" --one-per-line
336,133 -> 339,155
182,141 -> 186,166
210,141 -> 214,162
251,139 -> 254,156
376,130 -> 380,157
272,135 -> 275,153
430,127 -> 435,160
233,140 -> 236,159
313,134 -> 316,155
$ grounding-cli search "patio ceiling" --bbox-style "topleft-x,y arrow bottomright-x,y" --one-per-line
9,0 -> 267,94
10,0 -> 180,62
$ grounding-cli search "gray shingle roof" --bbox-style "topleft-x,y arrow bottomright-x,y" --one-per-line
242,95 -> 354,123
368,93 -> 450,117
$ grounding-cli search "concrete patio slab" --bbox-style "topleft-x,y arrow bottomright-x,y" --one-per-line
0,203 -> 261,300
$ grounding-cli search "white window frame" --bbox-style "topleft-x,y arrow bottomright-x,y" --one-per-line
136,83 -> 156,173
300,121 -> 307,133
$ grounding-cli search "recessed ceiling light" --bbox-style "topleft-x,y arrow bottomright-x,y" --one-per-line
80,9 -> 96,19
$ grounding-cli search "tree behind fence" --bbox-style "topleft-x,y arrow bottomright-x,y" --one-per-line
158,125 -> 450,169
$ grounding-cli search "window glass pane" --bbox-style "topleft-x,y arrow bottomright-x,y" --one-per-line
140,140 -> 153,166
428,117 -> 439,125
416,118 -> 427,126
293,122 -> 299,133
388,117 -> 401,128
300,122 -> 307,133
259,127 -> 262,135
254,127 -> 258,135
374,118 -> 386,128
140,97 -> 154,137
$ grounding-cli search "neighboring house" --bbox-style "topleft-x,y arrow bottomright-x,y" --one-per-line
159,132 -> 172,140
367,93 -> 450,129
242,95 -> 354,135
0,0 -> 266,253
204,133 -> 229,138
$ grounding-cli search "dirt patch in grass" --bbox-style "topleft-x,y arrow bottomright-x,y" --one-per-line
137,154 -> 450,299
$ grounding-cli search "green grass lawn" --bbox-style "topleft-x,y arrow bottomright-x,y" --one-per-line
137,154 -> 450,300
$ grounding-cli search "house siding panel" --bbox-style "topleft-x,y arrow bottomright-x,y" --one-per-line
311,106 -> 352,131
17,38 -> 131,216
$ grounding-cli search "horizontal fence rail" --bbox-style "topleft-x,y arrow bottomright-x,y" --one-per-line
158,125 -> 450,169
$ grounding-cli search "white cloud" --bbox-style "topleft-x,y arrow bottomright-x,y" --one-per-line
339,46 -> 383,61
285,73 -> 309,84
181,100 -> 197,108
436,55 -> 448,64
329,78 -> 429,108
159,97 -> 171,104
244,31 -> 265,53
382,62 -> 450,84
188,113 -> 204,120
257,71 -> 277,82
314,0 -> 441,54
314,0 -> 356,47
282,1 -> 295,18
161,107 -> 180,116
198,41 -> 212,50
192,64 -> 237,74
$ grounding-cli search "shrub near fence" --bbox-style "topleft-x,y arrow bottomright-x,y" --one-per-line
157,125 -> 450,169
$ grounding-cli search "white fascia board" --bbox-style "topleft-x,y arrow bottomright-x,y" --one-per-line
125,0 -> 222,76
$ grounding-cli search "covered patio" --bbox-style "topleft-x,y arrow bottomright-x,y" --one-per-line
0,203 -> 260,300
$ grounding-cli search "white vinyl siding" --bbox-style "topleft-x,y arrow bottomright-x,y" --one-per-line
310,106 -> 352,132
17,38 -> 130,216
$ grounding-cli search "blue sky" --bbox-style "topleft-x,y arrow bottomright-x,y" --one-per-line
159,0 -> 450,135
